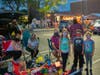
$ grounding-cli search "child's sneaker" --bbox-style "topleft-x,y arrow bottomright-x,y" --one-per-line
90,69 -> 93,75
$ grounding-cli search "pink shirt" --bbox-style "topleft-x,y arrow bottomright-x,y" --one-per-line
51,36 -> 60,49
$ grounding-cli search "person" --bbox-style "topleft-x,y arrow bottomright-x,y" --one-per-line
71,29 -> 84,74
70,18 -> 84,42
60,28 -> 70,72
22,27 -> 31,48
26,33 -> 39,60
51,29 -> 60,61
84,31 -> 95,75
9,19 -> 21,39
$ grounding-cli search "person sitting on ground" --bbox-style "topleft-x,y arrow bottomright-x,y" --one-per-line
26,33 -> 39,60
51,29 -> 61,61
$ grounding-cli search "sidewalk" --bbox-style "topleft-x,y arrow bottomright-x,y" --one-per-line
33,28 -> 54,32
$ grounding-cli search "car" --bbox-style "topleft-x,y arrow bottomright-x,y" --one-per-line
93,19 -> 100,35
59,20 -> 69,32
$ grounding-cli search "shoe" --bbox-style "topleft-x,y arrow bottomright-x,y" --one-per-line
85,68 -> 89,75
90,69 -> 93,75
85,68 -> 88,71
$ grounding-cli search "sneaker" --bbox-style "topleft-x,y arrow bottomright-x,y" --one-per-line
85,68 -> 89,75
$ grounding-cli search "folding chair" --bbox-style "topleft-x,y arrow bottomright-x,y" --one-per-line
47,38 -> 54,59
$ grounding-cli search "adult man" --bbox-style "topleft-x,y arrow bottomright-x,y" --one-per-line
70,18 -> 84,42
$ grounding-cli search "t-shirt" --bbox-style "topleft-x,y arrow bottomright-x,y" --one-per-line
84,39 -> 94,53
60,37 -> 69,53
28,39 -> 39,49
70,24 -> 84,40
51,36 -> 59,49
73,37 -> 83,52
22,30 -> 30,47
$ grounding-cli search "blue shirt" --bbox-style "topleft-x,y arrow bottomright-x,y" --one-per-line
28,39 -> 39,49
84,39 -> 94,53
60,37 -> 69,53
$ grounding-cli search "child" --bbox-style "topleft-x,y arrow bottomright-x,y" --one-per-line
71,29 -> 84,74
84,32 -> 95,75
60,28 -> 70,72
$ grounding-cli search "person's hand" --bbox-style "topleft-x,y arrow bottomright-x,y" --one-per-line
82,51 -> 84,55
91,53 -> 94,56
57,49 -> 61,53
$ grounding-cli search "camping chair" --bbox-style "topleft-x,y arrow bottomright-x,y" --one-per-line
47,38 -> 54,60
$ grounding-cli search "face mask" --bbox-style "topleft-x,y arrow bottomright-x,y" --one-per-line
86,35 -> 91,39
63,32 -> 67,37
54,32 -> 59,36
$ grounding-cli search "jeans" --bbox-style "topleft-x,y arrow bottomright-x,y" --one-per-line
61,52 -> 68,72
85,53 -> 92,69
72,50 -> 84,69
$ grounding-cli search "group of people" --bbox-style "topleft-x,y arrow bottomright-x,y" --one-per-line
51,18 -> 95,75
0,19 -> 40,75
0,18 -> 95,75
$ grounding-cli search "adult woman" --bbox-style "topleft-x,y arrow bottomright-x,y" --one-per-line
26,33 -> 39,60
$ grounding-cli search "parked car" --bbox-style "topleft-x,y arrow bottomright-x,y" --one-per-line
93,19 -> 100,35
59,20 -> 69,32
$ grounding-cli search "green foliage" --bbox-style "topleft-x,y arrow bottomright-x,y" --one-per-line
39,0 -> 67,13
1,0 -> 26,11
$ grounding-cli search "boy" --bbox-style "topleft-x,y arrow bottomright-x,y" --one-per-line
71,29 -> 84,75
84,32 -> 95,75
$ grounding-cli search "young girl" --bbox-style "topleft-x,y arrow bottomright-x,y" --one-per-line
84,32 -> 95,75
60,28 -> 70,72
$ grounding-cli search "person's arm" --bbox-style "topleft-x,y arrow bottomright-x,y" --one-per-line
52,42 -> 58,50
80,24 -> 84,36
68,39 -> 71,56
27,39 -> 32,48
82,43 -> 84,55
92,41 -> 95,56
51,36 -> 58,51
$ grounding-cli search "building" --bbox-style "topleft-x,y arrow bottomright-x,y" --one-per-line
71,0 -> 100,15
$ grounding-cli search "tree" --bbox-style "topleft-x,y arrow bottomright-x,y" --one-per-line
1,0 -> 67,22
28,0 -> 67,22
1,0 -> 26,11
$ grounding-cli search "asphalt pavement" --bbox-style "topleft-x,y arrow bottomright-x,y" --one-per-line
32,29 -> 100,75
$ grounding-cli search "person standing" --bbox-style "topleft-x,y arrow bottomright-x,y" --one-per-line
84,32 -> 95,75
60,28 -> 70,73
70,18 -> 84,42
51,29 -> 60,61
71,29 -> 84,75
